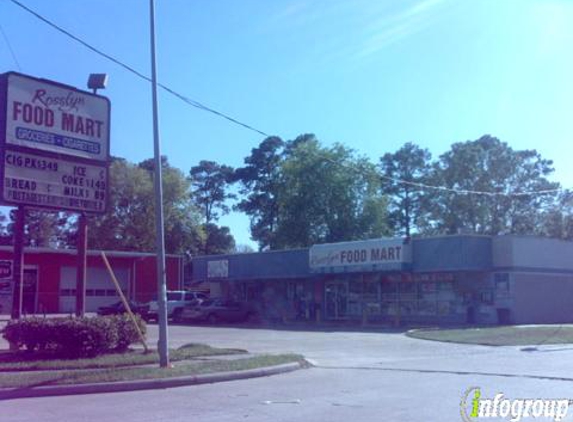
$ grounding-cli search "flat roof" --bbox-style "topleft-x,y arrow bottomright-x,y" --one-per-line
0,245 -> 183,259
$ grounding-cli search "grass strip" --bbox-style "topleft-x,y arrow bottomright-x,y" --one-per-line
407,325 -> 573,346
0,354 -> 303,388
0,343 -> 246,372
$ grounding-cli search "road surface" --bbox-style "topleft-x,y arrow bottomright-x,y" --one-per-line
4,324 -> 573,421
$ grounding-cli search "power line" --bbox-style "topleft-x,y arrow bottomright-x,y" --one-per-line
321,156 -> 562,197
0,21 -> 22,71
6,0 -> 565,198
379,175 -> 561,197
7,0 -> 270,138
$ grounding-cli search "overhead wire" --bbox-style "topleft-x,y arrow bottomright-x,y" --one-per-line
7,0 -> 269,137
378,175 -> 562,197
320,156 -> 562,197
5,0 -> 565,198
0,21 -> 22,71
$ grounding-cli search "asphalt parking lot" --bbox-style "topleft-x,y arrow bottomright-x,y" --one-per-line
157,323 -> 573,378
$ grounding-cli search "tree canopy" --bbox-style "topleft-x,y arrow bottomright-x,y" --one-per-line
427,135 -> 559,235
232,135 -> 390,249
380,142 -> 432,237
0,133 -> 566,255
233,136 -> 285,250
189,160 -> 236,255
86,157 -> 203,254
189,160 -> 235,224
275,138 -> 389,248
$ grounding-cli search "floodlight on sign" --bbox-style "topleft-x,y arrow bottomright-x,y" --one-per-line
87,73 -> 108,93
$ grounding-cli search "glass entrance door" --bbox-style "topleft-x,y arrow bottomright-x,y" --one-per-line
325,282 -> 348,320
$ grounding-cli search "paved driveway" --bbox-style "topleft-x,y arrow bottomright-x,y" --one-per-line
156,323 -> 573,379
5,323 -> 573,421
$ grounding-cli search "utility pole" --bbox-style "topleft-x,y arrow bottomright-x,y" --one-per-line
150,0 -> 170,368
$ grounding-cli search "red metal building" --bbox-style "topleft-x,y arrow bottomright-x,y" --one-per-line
0,246 -> 184,314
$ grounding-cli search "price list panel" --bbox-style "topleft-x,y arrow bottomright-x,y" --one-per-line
2,150 -> 108,213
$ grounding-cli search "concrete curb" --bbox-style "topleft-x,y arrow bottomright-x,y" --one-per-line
0,361 -> 306,400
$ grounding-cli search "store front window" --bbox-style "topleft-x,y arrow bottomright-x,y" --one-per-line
325,281 -> 348,320
238,271 -> 487,324
287,280 -> 315,320
363,275 -> 381,316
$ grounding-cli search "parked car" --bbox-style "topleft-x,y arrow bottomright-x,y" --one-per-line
146,290 -> 208,322
97,300 -> 149,317
176,298 -> 258,324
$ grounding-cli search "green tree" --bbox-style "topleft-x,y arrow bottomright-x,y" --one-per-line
275,139 -> 389,248
85,157 -> 203,254
189,160 -> 235,224
540,190 -> 573,240
233,243 -> 255,254
137,155 -> 170,172
160,161 -> 205,254
428,135 -> 559,235
379,142 -> 432,237
189,161 -> 237,255
233,136 -> 285,250
203,223 -> 236,255
7,209 -> 66,247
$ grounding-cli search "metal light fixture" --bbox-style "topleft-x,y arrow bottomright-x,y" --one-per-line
87,73 -> 109,94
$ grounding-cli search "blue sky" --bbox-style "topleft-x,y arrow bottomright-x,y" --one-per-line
1,0 -> 572,248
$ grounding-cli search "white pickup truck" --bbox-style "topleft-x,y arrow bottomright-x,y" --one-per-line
146,291 -> 208,322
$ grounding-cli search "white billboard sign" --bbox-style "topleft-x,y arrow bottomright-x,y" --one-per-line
0,72 -> 110,213
3,72 -> 110,162
309,238 -> 411,271
207,260 -> 229,279
2,150 -> 108,213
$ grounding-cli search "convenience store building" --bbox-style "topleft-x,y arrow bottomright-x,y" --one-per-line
192,235 -> 573,325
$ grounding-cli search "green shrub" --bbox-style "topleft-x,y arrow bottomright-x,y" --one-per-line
112,314 -> 146,352
52,317 -> 116,358
2,315 -> 146,358
3,317 -> 55,352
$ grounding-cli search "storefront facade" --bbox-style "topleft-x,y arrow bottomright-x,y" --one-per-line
192,235 -> 573,325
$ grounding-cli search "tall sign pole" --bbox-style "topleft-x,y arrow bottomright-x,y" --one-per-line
11,205 -> 24,319
73,78 -> 108,317
150,0 -> 170,368
75,213 -> 88,316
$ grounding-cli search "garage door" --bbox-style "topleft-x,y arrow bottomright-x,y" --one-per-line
59,266 -> 129,313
